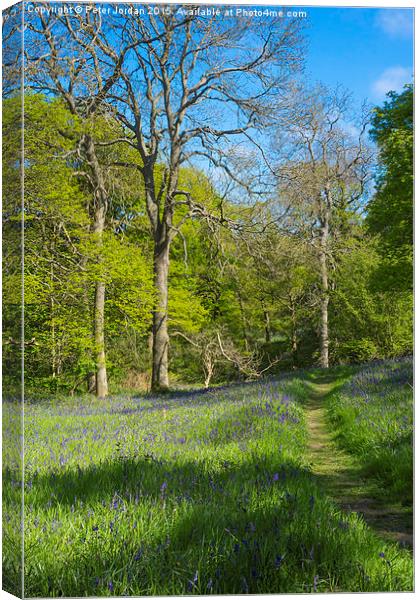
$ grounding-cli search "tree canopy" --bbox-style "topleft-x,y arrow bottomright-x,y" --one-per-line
367,84 -> 413,291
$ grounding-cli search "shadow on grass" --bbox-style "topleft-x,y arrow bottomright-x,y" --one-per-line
23,453 -> 308,508
17,453 -> 413,597
304,365 -> 357,385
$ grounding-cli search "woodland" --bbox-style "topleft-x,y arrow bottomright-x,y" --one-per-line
2,5 -> 413,396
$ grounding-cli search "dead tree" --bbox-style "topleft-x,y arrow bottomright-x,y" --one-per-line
173,328 -> 280,388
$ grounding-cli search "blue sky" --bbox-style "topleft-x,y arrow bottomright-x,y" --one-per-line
303,7 -> 414,107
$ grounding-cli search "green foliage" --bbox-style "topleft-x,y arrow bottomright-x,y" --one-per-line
330,232 -> 413,363
367,85 -> 413,291
3,95 -> 155,394
338,339 -> 378,363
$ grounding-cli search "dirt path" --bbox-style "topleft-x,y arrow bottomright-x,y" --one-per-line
305,379 -> 413,550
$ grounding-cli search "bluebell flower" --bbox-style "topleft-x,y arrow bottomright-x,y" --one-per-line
275,554 -> 284,568
134,549 -> 142,561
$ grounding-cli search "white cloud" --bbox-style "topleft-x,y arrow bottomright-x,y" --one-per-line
376,9 -> 413,38
340,121 -> 361,140
371,67 -> 412,99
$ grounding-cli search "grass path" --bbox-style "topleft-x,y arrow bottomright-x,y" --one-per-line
304,376 -> 413,550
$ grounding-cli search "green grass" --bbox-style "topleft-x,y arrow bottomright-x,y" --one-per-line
326,358 -> 413,505
2,371 -> 413,596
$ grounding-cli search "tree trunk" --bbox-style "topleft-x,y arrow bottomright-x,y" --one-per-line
93,200 -> 108,397
203,357 -> 214,388
151,239 -> 170,391
91,201 -> 108,398
290,301 -> 298,367
84,269 -> 96,394
50,261 -> 57,379
94,279 -> 108,397
319,215 -> 329,368
237,291 -> 249,350
84,134 -> 109,397
263,309 -> 271,343
87,373 -> 96,394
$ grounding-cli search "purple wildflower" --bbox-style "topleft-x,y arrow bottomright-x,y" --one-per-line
275,554 -> 285,568
309,495 -> 315,511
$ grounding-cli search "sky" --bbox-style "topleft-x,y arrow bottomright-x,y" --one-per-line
303,7 -> 414,107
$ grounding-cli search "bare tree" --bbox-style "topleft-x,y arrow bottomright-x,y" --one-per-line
24,5 -> 303,390
74,7 -> 303,390
174,327 -> 279,388
276,85 -> 373,367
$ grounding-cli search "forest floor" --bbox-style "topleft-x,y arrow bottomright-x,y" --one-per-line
304,373 -> 413,550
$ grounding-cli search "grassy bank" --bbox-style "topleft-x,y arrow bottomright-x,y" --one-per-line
326,358 -> 413,505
